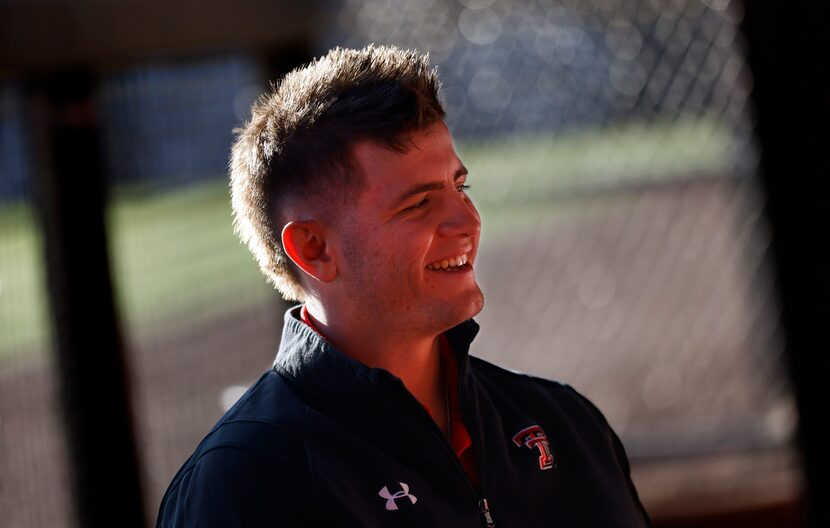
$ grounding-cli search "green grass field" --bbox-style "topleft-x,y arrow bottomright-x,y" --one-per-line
0,115 -> 733,363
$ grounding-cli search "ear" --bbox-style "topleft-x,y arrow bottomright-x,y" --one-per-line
281,221 -> 337,283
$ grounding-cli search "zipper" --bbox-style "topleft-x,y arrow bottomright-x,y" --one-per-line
458,372 -> 496,528
397,382 -> 495,527
479,498 -> 496,527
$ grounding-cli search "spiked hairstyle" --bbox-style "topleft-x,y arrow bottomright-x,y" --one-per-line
230,45 -> 445,300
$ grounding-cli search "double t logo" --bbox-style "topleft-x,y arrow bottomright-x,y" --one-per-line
512,425 -> 554,470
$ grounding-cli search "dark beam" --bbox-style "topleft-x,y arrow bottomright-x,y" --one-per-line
740,1 -> 830,527
30,71 -> 146,528
0,1 -> 318,75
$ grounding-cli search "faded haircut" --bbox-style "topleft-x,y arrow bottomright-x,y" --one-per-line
230,45 -> 446,301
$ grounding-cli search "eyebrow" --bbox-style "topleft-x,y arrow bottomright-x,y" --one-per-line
391,166 -> 468,208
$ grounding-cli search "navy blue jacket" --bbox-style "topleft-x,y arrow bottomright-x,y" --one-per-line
157,307 -> 652,527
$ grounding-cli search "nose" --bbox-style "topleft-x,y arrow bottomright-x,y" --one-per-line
436,193 -> 481,239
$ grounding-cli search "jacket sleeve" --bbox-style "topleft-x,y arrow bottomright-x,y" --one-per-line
564,385 -> 654,527
156,444 -> 313,527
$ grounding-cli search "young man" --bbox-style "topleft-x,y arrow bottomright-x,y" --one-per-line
157,45 -> 652,527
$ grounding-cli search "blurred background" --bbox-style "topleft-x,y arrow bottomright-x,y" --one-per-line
1,0 -> 824,526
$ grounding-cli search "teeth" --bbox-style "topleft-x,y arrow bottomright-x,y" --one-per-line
427,253 -> 469,270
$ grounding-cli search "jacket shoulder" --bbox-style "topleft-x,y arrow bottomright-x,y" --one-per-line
470,356 -> 619,444
469,356 -> 594,413
156,370 -> 315,527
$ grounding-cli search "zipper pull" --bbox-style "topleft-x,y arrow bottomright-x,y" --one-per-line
479,498 -> 495,527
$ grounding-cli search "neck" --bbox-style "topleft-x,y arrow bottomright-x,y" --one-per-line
304,302 -> 450,436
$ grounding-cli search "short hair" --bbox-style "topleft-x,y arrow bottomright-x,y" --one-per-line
230,45 -> 445,301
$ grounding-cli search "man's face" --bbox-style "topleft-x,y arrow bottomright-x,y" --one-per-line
332,121 -> 484,334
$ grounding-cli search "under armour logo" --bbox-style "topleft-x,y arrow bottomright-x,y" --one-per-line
378,482 -> 418,511
512,425 -> 554,470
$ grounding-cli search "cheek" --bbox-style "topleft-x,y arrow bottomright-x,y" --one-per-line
358,234 -> 412,282
384,232 -> 431,289
356,221 -> 435,281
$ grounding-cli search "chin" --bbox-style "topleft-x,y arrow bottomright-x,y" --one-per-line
440,289 -> 485,329
463,286 -> 484,321
465,289 -> 485,319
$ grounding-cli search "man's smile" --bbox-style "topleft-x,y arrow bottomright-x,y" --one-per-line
425,253 -> 473,272
425,253 -> 473,275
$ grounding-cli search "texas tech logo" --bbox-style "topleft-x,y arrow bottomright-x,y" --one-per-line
512,425 -> 554,470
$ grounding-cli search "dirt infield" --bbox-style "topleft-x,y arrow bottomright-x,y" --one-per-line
0,177 -> 802,526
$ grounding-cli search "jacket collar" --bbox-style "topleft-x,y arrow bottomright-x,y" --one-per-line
273,305 -> 480,403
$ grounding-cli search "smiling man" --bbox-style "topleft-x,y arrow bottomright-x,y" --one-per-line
156,45 -> 651,527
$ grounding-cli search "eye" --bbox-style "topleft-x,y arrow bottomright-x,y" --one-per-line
456,184 -> 471,192
404,197 -> 429,212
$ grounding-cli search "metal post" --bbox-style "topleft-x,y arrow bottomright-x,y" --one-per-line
740,2 -> 830,527
30,71 -> 147,528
